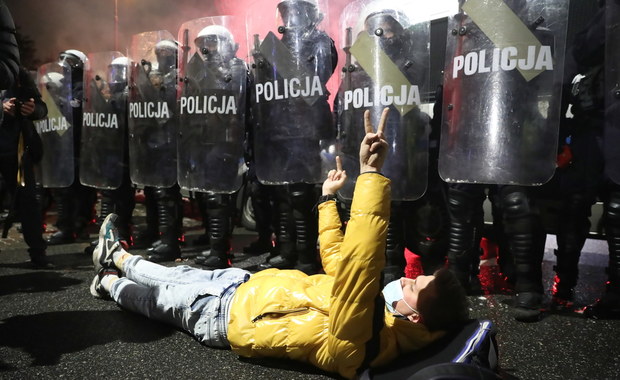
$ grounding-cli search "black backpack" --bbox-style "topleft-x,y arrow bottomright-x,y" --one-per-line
360,319 -> 499,380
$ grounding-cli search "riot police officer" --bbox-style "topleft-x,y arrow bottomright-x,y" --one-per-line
439,0 -> 569,322
144,39 -> 183,262
556,2 -> 620,319
81,55 -> 135,256
251,0 -> 338,274
177,23 -> 248,268
47,49 -> 98,245
98,56 -> 135,240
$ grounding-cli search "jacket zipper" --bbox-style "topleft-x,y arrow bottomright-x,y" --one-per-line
252,307 -> 324,323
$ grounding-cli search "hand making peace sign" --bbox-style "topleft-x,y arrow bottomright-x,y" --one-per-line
359,107 -> 389,173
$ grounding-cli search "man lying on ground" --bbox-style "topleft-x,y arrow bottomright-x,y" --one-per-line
89,108 -> 469,379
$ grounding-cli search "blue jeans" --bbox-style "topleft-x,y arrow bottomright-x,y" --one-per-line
109,256 -> 250,347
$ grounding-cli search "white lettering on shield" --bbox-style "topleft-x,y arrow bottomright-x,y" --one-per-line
452,45 -> 553,78
179,95 -> 238,115
129,102 -> 170,119
254,75 -> 323,103
83,112 -> 119,128
342,85 -> 421,110
34,117 -> 69,134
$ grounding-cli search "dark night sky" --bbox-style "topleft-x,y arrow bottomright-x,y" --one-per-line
5,0 -> 219,64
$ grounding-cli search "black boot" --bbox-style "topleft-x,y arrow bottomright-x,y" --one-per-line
584,207 -> 620,319
146,187 -> 181,262
29,250 -> 54,269
195,194 -> 232,269
47,188 -> 76,245
291,184 -> 319,275
551,249 -> 579,311
552,193 -> 591,311
260,186 -> 296,270
501,187 -> 545,322
410,195 -> 449,275
133,187 -> 159,248
192,193 -> 211,248
99,185 -> 134,243
243,179 -> 274,255
446,185 -> 485,293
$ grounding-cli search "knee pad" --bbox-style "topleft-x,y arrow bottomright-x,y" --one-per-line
206,193 -> 231,212
501,189 -> 531,220
447,186 -> 484,223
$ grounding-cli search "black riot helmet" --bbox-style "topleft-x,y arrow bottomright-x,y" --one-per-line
194,25 -> 238,64
277,0 -> 323,34
58,49 -> 87,70
155,39 -> 178,75
108,56 -> 129,93
364,10 -> 409,56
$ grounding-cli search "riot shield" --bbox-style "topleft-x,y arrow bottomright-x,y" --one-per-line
34,62 -> 75,188
79,51 -> 127,189
127,30 -> 178,187
176,17 -> 246,193
439,0 -> 568,185
335,0 -> 431,201
247,0 -> 336,184
606,1 -> 620,185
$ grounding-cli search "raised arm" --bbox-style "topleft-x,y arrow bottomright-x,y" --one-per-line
326,108 -> 391,379
318,156 -> 347,276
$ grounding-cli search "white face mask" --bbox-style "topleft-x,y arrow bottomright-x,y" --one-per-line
381,278 -> 420,317
382,279 -> 404,314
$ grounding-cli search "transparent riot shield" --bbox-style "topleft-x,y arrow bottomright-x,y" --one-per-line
247,0 -> 336,184
34,62 -> 75,188
335,0 -> 431,201
127,30 -> 178,187
439,0 -> 569,185
606,1 -> 620,185
177,16 -> 246,193
80,51 -> 127,189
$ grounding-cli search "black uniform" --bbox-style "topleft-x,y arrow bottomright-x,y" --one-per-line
442,6 -> 553,322
47,51 -> 97,245
182,36 -> 248,268
131,41 -> 183,263
555,5 -> 620,319
254,1 -> 337,274
1,67 -> 50,267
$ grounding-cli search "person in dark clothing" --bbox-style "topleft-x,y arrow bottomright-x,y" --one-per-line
1,67 -> 51,267
47,49 -> 98,245
0,0 -> 19,92
551,2 -> 620,319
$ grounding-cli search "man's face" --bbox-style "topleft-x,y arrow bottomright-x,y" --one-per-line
393,275 -> 436,320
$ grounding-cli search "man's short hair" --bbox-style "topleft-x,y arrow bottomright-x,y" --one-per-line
417,268 -> 469,331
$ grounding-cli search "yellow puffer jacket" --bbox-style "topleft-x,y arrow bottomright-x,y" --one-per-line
228,174 -> 442,379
